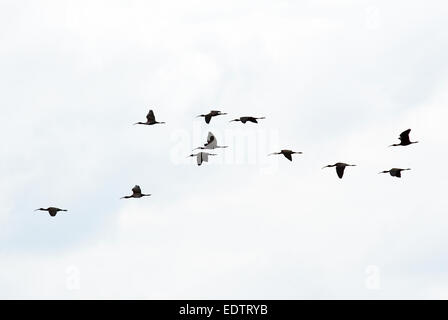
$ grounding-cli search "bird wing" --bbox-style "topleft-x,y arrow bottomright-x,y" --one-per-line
206,132 -> 217,148
197,153 -> 203,166
399,129 -> 411,142
247,117 -> 258,123
336,166 -> 346,179
395,171 -> 402,178
205,114 -> 212,124
283,152 -> 293,161
132,185 -> 142,195
146,110 -> 156,123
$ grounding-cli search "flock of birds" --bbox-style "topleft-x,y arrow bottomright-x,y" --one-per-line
35,109 -> 419,217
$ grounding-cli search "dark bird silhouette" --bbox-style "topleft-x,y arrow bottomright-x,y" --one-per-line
230,116 -> 266,124
269,150 -> 303,161
194,132 -> 228,150
134,109 -> 166,126
322,162 -> 356,179
34,207 -> 67,217
187,152 -> 217,166
196,110 -> 227,124
379,168 -> 411,178
121,185 -> 151,199
389,129 -> 418,147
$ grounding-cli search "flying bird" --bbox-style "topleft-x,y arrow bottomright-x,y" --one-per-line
230,116 -> 266,124
121,185 -> 151,199
379,168 -> 411,178
389,129 -> 418,147
196,110 -> 227,124
322,162 -> 356,179
194,132 -> 228,150
134,109 -> 166,126
268,150 -> 303,161
188,152 -> 217,166
34,207 -> 67,217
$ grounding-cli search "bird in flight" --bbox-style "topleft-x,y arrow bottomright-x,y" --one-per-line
322,162 -> 356,179
379,168 -> 411,178
269,149 -> 303,161
134,109 -> 166,126
196,110 -> 227,124
121,185 -> 151,199
389,129 -> 418,147
230,116 -> 266,124
194,132 -> 228,150
188,152 -> 217,166
34,207 -> 68,217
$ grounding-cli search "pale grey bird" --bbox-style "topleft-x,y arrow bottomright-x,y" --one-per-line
268,149 -> 303,161
187,152 -> 217,166
121,185 -> 151,199
194,132 -> 228,150
196,110 -> 227,124
379,168 -> 411,178
34,207 -> 68,217
322,162 -> 356,179
134,109 -> 166,126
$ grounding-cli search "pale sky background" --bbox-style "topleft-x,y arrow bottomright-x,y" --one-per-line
1,0 -> 448,299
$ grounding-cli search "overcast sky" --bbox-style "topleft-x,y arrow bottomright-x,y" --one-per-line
1,0 -> 448,299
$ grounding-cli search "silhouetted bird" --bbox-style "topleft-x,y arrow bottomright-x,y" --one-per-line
379,168 -> 411,178
134,109 -> 166,126
34,207 -> 67,217
197,110 -> 227,124
121,185 -> 151,199
389,129 -> 418,147
194,132 -> 228,150
230,116 -> 266,124
269,150 -> 303,161
322,163 -> 356,179
188,152 -> 217,166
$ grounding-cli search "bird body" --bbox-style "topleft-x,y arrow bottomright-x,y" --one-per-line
197,110 -> 227,124
188,152 -> 217,166
35,207 -> 67,217
269,149 -> 303,161
322,162 -> 356,179
121,185 -> 151,199
379,168 -> 411,178
194,132 -> 228,150
389,129 -> 418,147
134,109 -> 165,126
230,116 -> 266,124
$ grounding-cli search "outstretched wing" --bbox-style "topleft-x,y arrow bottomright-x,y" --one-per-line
197,153 -> 203,166
206,132 -> 217,148
205,114 -> 212,124
132,185 -> 142,195
283,152 -> 292,161
336,166 -> 346,179
247,117 -> 258,123
399,129 -> 411,143
146,110 -> 156,123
